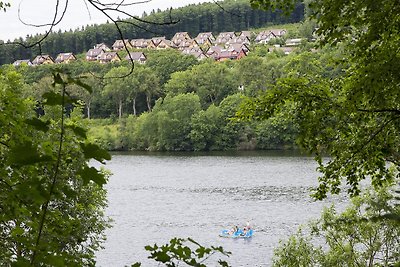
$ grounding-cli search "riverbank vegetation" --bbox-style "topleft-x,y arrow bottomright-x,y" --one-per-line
272,183 -> 400,266
3,32 -> 327,152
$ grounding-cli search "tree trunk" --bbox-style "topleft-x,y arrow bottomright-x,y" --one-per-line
132,97 -> 137,116
118,99 -> 122,119
146,94 -> 152,111
86,101 -> 91,119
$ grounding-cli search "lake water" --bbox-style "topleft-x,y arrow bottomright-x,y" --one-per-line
95,151 -> 346,266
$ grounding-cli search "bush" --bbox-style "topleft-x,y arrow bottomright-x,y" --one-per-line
272,183 -> 400,267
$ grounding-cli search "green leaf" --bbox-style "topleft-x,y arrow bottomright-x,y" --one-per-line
211,246 -> 231,256
376,214 -> 400,223
195,246 -> 210,258
12,259 -> 31,267
65,124 -> 87,139
61,185 -> 78,199
52,72 -> 65,86
80,143 -> 111,163
11,226 -> 24,237
46,254 -> 65,266
77,166 -> 107,186
144,245 -> 154,251
68,77 -> 93,94
131,263 -> 142,267
42,91 -> 78,106
151,251 -> 171,263
42,91 -> 64,106
8,142 -> 52,166
25,118 -> 50,132
218,260 -> 231,267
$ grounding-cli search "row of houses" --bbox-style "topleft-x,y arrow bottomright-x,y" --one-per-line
13,29 -> 301,66
13,51 -> 147,66
13,52 -> 78,66
81,30 -> 254,63
107,29 -> 289,51
107,30 -> 267,51
13,41 -> 249,67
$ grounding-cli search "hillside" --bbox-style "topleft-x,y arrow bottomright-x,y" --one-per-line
0,0 -> 303,65
4,18 -> 321,152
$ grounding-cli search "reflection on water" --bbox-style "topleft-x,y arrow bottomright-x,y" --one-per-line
95,151 -> 345,267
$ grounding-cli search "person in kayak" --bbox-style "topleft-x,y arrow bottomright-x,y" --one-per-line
242,222 -> 251,236
228,225 -> 239,235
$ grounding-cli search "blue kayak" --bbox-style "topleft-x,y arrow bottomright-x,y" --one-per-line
219,229 -> 254,238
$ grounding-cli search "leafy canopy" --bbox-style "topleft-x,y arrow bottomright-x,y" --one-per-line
0,68 -> 111,265
243,0 -> 400,199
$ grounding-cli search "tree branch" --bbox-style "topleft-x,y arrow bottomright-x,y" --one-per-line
0,140 -> 9,148
18,0 -> 68,28
8,0 -> 68,50
30,80 -> 66,265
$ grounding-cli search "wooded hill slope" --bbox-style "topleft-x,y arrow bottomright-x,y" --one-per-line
0,0 -> 303,65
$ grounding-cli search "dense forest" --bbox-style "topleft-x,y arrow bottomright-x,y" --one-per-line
0,0 -> 303,65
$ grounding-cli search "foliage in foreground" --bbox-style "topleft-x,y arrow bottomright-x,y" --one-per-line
132,238 -> 231,267
272,183 -> 400,267
243,0 -> 400,200
0,69 -> 111,265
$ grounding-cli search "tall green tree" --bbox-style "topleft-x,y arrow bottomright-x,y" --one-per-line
240,0 -> 400,199
254,106 -> 299,150
103,66 -> 131,119
189,104 -> 224,151
132,93 -> 202,151
76,73 -> 104,119
233,55 -> 270,96
146,50 -> 198,87
154,93 -> 202,151
218,93 -> 248,150
133,66 -> 161,112
165,62 -> 238,108
0,69 -> 110,265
